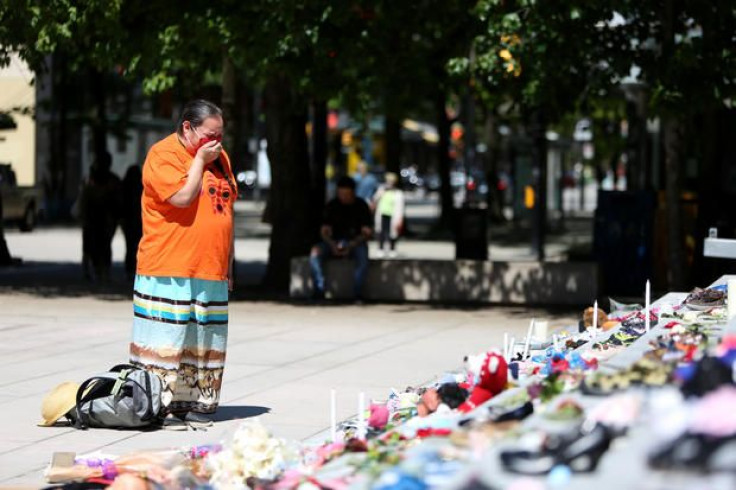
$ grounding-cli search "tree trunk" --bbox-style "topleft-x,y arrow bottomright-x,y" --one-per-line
47,53 -> 70,217
221,55 -> 238,164
262,74 -> 313,292
529,109 -> 547,261
659,0 -> 686,289
0,190 -> 12,265
89,66 -> 108,160
436,92 -> 454,228
463,90 -> 476,206
663,116 -> 686,289
623,86 -> 648,191
484,110 -> 503,222
311,100 -> 328,242
691,108 -> 718,286
385,115 -> 401,174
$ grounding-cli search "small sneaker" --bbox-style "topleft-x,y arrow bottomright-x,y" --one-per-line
160,413 -> 188,431
377,250 -> 386,258
184,412 -> 214,429
388,251 -> 397,259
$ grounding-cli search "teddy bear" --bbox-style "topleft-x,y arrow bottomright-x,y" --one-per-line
457,350 -> 508,413
580,306 -> 617,332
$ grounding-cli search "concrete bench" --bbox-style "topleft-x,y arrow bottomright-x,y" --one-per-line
290,257 -> 598,306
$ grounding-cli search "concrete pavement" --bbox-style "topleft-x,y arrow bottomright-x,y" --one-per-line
0,228 -> 580,487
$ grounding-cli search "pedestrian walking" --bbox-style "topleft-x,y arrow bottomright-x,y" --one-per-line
130,99 -> 236,427
373,172 -> 405,258
354,161 -> 378,203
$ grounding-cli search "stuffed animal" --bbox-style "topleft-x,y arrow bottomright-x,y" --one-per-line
416,383 -> 470,417
580,306 -> 616,332
368,404 -> 390,429
458,350 -> 508,413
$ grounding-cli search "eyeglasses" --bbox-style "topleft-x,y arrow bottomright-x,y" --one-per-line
191,124 -> 222,142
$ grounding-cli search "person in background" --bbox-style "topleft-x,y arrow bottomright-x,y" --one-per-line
121,164 -> 143,281
310,176 -> 372,301
353,161 -> 378,203
130,99 -> 236,428
372,172 -> 405,258
79,150 -> 121,283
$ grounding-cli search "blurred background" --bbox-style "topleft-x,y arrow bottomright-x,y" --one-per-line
1,1 -> 735,297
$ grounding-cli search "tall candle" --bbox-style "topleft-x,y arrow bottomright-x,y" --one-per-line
522,319 -> 535,359
330,389 -> 337,443
645,280 -> 651,333
508,337 -> 516,361
357,392 -> 366,440
592,300 -> 598,340
728,279 -> 736,320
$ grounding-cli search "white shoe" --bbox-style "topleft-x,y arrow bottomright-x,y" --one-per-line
389,251 -> 397,259
377,250 -> 386,258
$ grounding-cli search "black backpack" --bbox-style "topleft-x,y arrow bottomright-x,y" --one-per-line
72,364 -> 163,429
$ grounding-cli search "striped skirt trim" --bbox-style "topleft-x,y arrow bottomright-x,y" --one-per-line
130,275 -> 228,414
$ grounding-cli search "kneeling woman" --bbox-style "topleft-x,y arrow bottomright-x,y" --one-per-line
130,99 -> 236,424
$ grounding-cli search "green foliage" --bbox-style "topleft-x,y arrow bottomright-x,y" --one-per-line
0,0 -> 126,73
455,0 -> 736,122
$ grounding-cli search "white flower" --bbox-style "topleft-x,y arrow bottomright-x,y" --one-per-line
207,418 -> 297,487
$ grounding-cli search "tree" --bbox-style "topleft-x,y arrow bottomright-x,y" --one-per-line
453,1 -> 630,259
1,0 -> 134,210
611,0 -> 736,288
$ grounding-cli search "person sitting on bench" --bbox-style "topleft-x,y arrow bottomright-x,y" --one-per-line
310,176 -> 373,301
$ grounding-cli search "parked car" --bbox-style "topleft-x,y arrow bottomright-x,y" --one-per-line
0,163 -> 43,231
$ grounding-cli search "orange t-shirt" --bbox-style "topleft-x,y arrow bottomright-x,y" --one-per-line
136,133 -> 237,281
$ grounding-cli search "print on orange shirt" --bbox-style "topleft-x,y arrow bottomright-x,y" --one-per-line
205,170 -> 233,216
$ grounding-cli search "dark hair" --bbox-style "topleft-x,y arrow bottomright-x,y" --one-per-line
336,176 -> 356,190
176,99 -> 222,135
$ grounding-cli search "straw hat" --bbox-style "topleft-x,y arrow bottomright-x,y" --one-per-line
38,381 -> 79,427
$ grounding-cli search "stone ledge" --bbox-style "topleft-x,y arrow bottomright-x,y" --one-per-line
290,257 -> 598,306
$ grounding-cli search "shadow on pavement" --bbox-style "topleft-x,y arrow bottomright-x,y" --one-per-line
0,260 -> 268,300
211,405 -> 271,422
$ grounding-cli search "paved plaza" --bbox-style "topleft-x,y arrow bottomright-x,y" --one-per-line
0,223 -> 579,487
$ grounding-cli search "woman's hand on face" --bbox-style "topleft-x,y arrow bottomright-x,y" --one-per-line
197,140 -> 222,164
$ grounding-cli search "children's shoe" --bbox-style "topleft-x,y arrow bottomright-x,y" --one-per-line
160,413 -> 188,431
184,412 -> 214,429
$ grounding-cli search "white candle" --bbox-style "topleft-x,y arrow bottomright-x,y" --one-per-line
508,337 -> 516,361
522,319 -> 535,359
728,279 -> 736,320
357,392 -> 366,439
645,280 -> 651,333
592,301 -> 598,340
330,389 -> 337,443
533,320 -> 549,341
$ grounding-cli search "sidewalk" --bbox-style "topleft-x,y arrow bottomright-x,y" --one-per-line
0,219 -> 585,486
0,295 -> 578,487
